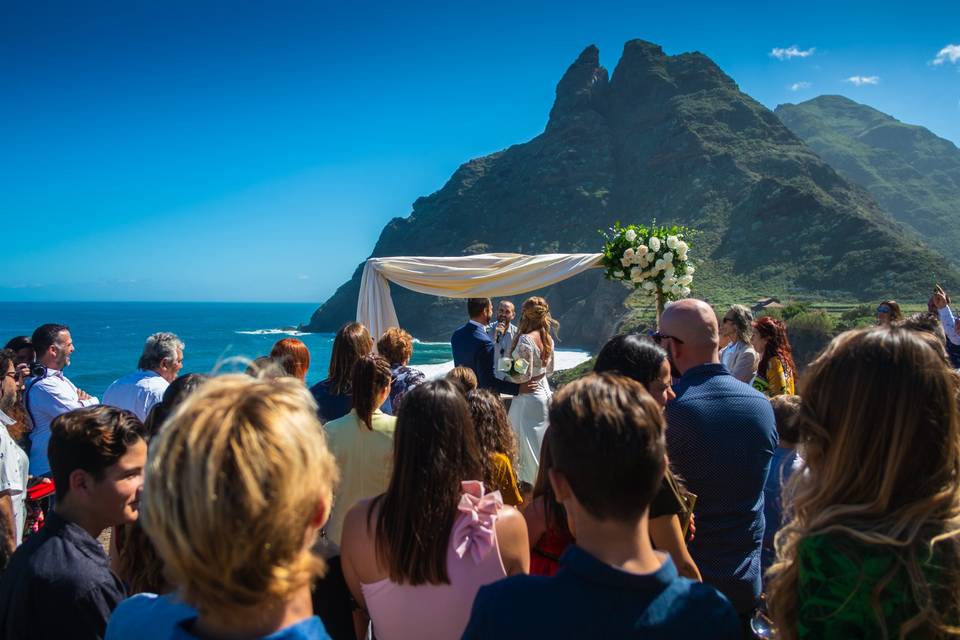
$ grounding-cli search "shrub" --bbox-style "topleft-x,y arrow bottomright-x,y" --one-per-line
782,302 -> 810,320
788,310 -> 836,370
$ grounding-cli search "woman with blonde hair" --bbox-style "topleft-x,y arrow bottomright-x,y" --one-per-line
505,296 -> 559,485
767,326 -> 960,639
310,322 -> 374,423
106,375 -> 340,640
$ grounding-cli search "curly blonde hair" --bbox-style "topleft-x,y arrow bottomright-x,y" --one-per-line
511,296 -> 560,363
141,375 -> 339,615
767,327 -> 960,639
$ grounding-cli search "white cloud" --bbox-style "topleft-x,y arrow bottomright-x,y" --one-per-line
932,44 -> 960,65
790,81 -> 812,91
770,46 -> 816,60
845,75 -> 880,86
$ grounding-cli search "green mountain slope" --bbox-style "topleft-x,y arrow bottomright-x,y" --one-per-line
307,42 -> 958,347
776,95 -> 960,263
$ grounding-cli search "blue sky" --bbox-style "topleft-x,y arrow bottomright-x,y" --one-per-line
2,0 -> 958,303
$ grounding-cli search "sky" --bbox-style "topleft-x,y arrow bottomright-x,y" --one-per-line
2,0 -> 959,303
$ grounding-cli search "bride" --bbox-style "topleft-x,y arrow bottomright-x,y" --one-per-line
505,296 -> 558,485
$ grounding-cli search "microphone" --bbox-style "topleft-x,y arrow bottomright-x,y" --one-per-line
495,321 -> 506,342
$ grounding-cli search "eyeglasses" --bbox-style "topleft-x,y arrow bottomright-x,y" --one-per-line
652,332 -> 685,344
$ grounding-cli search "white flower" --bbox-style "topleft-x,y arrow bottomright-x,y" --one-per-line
648,236 -> 661,252
624,229 -> 637,242
642,281 -> 656,290
639,255 -> 650,267
679,274 -> 693,286
664,264 -> 675,276
687,265 -> 695,274
621,257 -> 631,267
677,240 -> 688,252
678,252 -> 688,262
630,267 -> 644,282
681,286 -> 691,297
637,244 -> 648,254
654,259 -> 665,271
666,235 -> 679,250
623,247 -> 635,260
671,284 -> 682,296
614,270 -> 624,278
662,251 -> 674,263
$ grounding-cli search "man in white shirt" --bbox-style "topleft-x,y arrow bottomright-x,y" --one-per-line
0,349 -> 29,563
487,300 -> 519,381
103,332 -> 184,421
23,324 -> 99,478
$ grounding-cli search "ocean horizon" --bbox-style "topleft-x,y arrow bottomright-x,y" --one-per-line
0,301 -> 590,398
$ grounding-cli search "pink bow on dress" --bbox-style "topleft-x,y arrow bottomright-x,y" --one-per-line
452,480 -> 503,564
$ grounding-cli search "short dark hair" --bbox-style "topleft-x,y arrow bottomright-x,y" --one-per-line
31,323 -> 69,357
548,373 -> 666,521
49,405 -> 147,500
594,334 -> 667,387
467,298 -> 491,318
3,336 -> 31,352
770,394 -> 802,445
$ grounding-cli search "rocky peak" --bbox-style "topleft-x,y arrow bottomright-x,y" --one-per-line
546,45 -> 609,132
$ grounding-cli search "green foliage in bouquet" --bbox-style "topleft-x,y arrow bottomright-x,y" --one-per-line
599,221 -> 697,302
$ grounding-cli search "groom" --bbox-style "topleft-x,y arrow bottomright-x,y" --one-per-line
452,298 -> 532,396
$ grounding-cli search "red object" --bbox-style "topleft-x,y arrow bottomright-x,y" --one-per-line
530,527 -> 574,577
27,481 -> 55,501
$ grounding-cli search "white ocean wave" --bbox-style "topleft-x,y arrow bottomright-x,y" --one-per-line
235,328 -> 309,337
414,349 -> 592,380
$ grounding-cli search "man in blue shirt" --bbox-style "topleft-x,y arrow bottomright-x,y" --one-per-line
463,373 -> 741,639
0,405 -> 147,639
660,299 -> 777,619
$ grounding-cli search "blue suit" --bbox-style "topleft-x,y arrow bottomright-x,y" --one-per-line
451,321 -> 520,396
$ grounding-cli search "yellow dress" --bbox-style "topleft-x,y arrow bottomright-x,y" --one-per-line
765,356 -> 795,397
489,452 -> 523,506
323,408 -> 396,545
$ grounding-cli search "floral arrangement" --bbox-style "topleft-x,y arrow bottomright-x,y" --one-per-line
600,221 -> 695,301
497,356 -> 529,378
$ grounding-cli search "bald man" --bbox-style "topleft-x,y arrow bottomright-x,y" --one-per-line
659,299 -> 777,622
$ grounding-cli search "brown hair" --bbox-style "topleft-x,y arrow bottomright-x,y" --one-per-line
511,296 -> 560,363
466,389 -> 518,487
48,405 -> 147,501
770,394 -> 801,445
0,349 -> 27,442
351,355 -> 392,430
446,366 -> 478,395
754,316 -> 797,381
768,327 -> 960,639
548,373 -> 666,521
467,298 -> 491,319
327,322 -> 372,395
371,380 -> 482,585
270,338 -> 311,381
377,328 -> 414,366
533,430 -> 570,538
878,300 -> 904,323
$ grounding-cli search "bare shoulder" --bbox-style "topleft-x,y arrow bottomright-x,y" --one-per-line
342,498 -> 379,546
495,505 -> 531,574
496,505 -> 528,542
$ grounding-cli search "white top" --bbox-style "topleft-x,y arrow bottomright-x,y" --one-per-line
0,410 -> 28,546
24,369 -> 99,477
103,370 -> 169,422
940,306 -> 960,345
508,334 -> 554,383
487,322 -> 519,380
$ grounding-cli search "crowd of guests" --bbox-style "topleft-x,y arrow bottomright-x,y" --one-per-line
0,289 -> 959,639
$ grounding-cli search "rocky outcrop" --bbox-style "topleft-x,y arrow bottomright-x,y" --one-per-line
307,41 -> 958,346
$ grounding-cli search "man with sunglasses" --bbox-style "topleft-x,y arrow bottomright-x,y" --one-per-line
24,324 -> 99,479
658,299 -> 777,630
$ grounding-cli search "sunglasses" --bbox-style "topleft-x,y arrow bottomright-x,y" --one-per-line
652,331 -> 685,344
877,306 -> 891,314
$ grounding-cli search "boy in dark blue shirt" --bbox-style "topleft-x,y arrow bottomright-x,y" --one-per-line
462,373 -> 742,639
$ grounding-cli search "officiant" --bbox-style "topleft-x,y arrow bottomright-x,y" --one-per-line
487,300 -> 518,381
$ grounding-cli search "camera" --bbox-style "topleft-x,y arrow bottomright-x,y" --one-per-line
28,362 -> 46,378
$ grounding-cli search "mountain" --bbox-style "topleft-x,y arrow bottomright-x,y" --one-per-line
775,95 -> 960,264
307,41 -> 958,347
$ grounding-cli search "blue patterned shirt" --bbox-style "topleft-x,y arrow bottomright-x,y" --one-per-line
665,363 -> 777,614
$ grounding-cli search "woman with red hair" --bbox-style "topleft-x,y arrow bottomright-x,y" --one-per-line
751,317 -> 796,397
270,338 -> 311,382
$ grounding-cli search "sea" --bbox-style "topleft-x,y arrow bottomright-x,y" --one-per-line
0,302 -> 591,397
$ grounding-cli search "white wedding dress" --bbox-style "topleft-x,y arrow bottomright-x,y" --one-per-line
506,334 -> 554,485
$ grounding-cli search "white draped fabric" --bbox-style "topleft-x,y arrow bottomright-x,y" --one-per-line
357,253 -> 603,341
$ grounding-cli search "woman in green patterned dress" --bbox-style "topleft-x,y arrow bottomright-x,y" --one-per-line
767,326 -> 960,639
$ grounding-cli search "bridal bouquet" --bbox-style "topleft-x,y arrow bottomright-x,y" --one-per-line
599,221 -> 695,301
498,357 -> 529,378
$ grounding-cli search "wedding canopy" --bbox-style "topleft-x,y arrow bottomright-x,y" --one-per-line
357,253 -> 604,341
